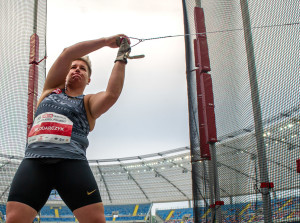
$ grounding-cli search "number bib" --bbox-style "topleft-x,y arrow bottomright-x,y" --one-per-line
28,112 -> 73,145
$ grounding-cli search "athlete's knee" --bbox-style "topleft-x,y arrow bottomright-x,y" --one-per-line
6,213 -> 26,223
75,212 -> 106,223
6,212 -> 36,223
73,202 -> 106,223
82,214 -> 106,223
6,201 -> 37,223
6,215 -> 18,223
7,212 -> 37,223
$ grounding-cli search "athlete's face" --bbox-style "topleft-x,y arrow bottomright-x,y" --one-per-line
66,60 -> 91,86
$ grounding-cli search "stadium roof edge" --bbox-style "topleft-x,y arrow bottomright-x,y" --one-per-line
88,146 -> 190,163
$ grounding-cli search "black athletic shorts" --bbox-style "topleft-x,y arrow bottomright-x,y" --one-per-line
8,158 -> 102,212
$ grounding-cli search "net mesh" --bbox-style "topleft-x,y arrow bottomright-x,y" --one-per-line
0,0 -> 46,204
183,0 -> 299,222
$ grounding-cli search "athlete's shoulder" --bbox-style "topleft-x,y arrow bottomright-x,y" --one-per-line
51,88 -> 63,94
37,88 -> 63,108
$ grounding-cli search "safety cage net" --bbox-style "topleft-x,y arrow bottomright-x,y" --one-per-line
0,0 -> 47,205
0,0 -> 299,223
183,0 -> 299,222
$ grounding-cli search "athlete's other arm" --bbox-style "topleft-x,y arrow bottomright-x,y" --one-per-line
87,38 -> 131,119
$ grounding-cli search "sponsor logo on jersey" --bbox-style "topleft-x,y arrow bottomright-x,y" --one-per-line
28,112 -> 73,145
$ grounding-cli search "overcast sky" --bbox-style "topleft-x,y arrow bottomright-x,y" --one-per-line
47,0 -> 189,160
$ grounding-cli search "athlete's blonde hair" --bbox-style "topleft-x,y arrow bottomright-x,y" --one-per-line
74,55 -> 92,77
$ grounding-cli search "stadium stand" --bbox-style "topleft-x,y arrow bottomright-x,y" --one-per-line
104,203 -> 151,222
155,196 -> 300,223
0,205 -> 4,223
0,197 -> 299,222
33,203 -> 151,222
0,203 -> 152,223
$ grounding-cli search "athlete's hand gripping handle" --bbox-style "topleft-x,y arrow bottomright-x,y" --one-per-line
115,37 -> 131,64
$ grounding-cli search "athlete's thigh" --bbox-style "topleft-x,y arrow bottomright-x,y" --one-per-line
73,202 -> 106,223
8,158 -> 54,212
55,159 -> 102,212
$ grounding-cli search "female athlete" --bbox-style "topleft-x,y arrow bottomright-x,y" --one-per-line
6,34 -> 131,223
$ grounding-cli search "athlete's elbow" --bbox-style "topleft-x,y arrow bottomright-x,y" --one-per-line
90,93 -> 119,119
60,46 -> 79,60
106,91 -> 121,103
60,47 -> 73,58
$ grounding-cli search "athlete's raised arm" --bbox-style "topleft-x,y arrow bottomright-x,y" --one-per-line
43,34 -> 127,92
87,37 -> 131,119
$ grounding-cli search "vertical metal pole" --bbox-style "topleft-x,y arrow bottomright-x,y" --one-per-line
207,159 -> 215,221
33,0 -> 38,33
195,0 -> 201,7
182,1 -> 199,222
210,143 -> 222,222
239,0 -> 273,222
